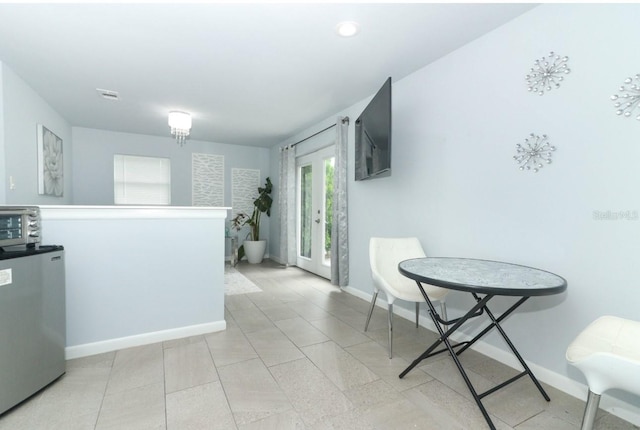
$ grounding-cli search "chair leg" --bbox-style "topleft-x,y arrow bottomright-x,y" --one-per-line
581,390 -> 601,430
440,301 -> 448,330
364,291 -> 378,332
387,303 -> 394,359
415,302 -> 420,328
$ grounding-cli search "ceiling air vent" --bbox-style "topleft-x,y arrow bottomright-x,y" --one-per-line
96,88 -> 119,101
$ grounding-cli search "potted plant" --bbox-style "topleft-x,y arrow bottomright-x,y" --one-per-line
230,177 -> 273,264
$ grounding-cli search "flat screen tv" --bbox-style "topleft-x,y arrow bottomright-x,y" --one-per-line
355,77 -> 392,181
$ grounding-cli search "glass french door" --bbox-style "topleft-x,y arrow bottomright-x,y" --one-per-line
296,145 -> 335,279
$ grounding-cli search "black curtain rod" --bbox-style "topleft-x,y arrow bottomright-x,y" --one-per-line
290,116 -> 349,148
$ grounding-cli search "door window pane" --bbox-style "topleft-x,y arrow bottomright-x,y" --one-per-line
300,164 -> 312,258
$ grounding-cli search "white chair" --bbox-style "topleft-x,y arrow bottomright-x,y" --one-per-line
566,316 -> 640,430
364,237 -> 449,358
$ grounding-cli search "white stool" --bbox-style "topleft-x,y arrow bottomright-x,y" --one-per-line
566,316 -> 640,430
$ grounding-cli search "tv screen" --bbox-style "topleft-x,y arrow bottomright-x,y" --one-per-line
355,77 -> 392,181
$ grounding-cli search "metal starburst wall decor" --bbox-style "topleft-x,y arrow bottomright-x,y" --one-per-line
611,74 -> 640,120
513,134 -> 556,173
526,52 -> 570,95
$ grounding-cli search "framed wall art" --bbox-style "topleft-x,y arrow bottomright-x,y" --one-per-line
37,124 -> 64,197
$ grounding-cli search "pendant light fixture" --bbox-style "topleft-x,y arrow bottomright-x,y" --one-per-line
168,111 -> 192,146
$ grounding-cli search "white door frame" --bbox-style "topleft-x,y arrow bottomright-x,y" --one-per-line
296,145 -> 334,279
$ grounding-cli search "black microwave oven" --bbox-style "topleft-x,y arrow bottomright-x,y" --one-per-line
0,206 -> 41,248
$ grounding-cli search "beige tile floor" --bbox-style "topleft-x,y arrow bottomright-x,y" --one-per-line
1,260 -> 638,429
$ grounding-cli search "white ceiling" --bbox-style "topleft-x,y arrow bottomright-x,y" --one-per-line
0,2 -> 536,148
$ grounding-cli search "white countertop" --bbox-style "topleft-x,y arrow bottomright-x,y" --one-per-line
39,205 -> 231,220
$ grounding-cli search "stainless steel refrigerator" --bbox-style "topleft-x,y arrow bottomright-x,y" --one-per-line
0,245 -> 66,415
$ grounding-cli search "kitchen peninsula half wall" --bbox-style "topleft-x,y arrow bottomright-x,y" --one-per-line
40,205 -> 229,359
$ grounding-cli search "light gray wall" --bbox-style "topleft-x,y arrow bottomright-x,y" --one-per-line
1,63 -> 73,204
270,3 -> 640,394
0,60 -> 272,247
72,127 -> 271,239
0,64 -> 5,203
41,207 -> 226,352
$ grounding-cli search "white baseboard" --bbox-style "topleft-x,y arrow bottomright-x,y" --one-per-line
342,286 -> 640,426
65,320 -> 227,360
268,254 -> 284,265
226,252 -> 271,263
343,285 -> 372,302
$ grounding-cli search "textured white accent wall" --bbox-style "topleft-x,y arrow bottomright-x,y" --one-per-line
231,168 -> 260,218
192,153 -> 224,206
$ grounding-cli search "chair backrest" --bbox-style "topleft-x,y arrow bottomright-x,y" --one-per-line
369,237 -> 428,300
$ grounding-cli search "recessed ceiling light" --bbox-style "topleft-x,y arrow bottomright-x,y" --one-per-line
336,21 -> 360,38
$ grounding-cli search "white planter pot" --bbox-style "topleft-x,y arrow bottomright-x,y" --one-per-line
243,240 -> 266,264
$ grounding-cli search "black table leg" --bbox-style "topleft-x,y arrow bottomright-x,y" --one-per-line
422,292 -> 497,429
482,301 -> 550,401
399,288 -> 491,378
399,286 -> 548,430
455,295 -> 529,356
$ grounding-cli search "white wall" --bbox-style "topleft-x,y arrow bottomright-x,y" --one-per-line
40,206 -> 227,358
387,1 -> 640,374
72,127 -> 271,248
0,62 -> 272,222
271,3 -> 640,416
1,63 -> 73,204
72,127 -> 270,205
0,64 -> 5,203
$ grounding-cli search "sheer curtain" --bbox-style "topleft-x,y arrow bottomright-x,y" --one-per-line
278,145 -> 296,266
331,116 -> 349,287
